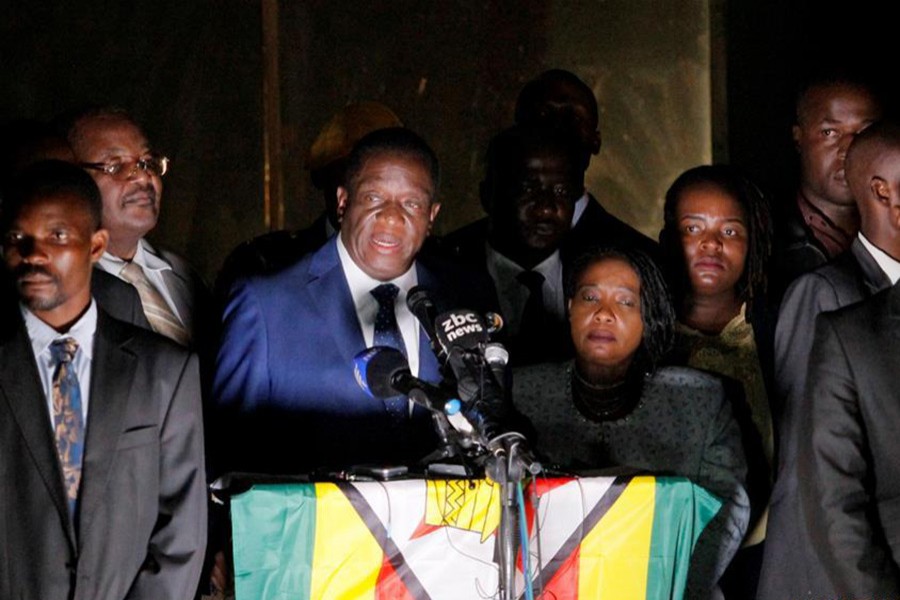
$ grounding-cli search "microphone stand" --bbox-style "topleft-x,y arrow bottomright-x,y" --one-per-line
484,432 -> 541,600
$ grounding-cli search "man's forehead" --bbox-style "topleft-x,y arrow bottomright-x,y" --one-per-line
75,117 -> 149,154
9,193 -> 88,224
354,154 -> 434,189
800,84 -> 878,123
502,147 -> 581,179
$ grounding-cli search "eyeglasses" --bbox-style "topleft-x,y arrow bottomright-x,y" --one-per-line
80,155 -> 170,181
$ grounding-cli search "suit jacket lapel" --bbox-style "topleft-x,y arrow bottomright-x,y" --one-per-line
0,314 -> 74,543
889,283 -> 900,332
851,237 -> 893,294
161,266 -> 195,334
307,239 -> 366,363
77,312 -> 136,542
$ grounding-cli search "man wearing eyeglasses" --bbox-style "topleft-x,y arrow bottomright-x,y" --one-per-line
63,107 -> 211,352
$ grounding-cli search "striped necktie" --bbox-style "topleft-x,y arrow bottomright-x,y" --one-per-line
50,338 -> 84,519
119,262 -> 191,346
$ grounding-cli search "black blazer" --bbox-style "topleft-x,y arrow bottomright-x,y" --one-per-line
0,308 -> 207,600
799,283 -> 900,596
91,268 -> 151,329
760,238 -> 891,600
563,193 -> 660,264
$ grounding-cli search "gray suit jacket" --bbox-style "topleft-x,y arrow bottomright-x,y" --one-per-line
0,309 -> 207,600
799,283 -> 900,596
759,238 -> 891,599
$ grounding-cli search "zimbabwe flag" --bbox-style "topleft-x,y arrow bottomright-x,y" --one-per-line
231,475 -> 722,599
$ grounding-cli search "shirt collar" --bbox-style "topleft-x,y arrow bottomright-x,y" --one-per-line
99,239 -> 173,275
858,232 -> 900,285
336,234 -> 418,306
20,299 -> 98,359
571,190 -> 589,227
796,190 -> 854,257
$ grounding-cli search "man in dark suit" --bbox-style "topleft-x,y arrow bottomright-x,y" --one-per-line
443,125 -> 583,365
0,161 -> 206,599
769,74 -> 882,305
799,281 -> 900,595
213,128 -> 479,476
760,121 -> 900,598
64,106 -> 213,355
514,69 -> 658,263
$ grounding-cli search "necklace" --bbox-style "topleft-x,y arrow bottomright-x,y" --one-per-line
570,365 -> 644,422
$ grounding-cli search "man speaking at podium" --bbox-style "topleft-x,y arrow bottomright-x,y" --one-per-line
213,128 -> 481,476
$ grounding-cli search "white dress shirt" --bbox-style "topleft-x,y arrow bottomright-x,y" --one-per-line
336,235 -> 422,377
22,300 -> 97,426
858,232 -> 900,285
571,190 -> 589,227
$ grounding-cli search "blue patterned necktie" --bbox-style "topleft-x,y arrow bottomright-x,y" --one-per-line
50,338 -> 85,519
370,283 -> 408,421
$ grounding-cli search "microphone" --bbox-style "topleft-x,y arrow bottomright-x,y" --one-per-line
406,285 -> 440,345
483,342 -> 510,394
433,310 -> 540,476
353,346 -> 455,413
434,309 -> 508,433
353,347 -> 476,444
435,309 -> 490,353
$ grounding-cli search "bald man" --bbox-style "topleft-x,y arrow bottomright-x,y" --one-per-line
797,122 -> 900,596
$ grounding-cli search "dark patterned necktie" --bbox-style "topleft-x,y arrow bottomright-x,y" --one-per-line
517,270 -> 546,327
370,283 -> 408,421
515,270 -> 548,364
50,338 -> 85,519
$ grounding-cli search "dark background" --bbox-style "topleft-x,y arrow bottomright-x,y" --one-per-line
2,1 -> 895,283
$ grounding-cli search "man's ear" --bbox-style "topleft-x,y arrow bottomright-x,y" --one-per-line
792,124 -> 802,152
335,186 -> 349,223
90,228 -> 109,263
427,202 -> 442,233
872,176 -> 891,206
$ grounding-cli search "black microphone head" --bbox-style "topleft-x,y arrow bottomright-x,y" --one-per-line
434,309 -> 489,354
406,285 -> 435,315
353,346 -> 409,399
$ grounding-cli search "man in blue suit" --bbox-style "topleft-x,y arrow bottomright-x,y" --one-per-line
213,128 -> 473,476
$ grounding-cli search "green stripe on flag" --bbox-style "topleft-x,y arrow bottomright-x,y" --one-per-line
645,478 -> 724,600
231,483 -> 318,600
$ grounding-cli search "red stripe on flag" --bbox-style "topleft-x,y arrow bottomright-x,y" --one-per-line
532,477 -> 571,496
376,553 -> 416,600
541,544 -> 580,599
409,516 -> 443,540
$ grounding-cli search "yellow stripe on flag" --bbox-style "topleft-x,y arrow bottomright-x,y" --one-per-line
310,483 -> 383,600
579,476 -> 656,599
